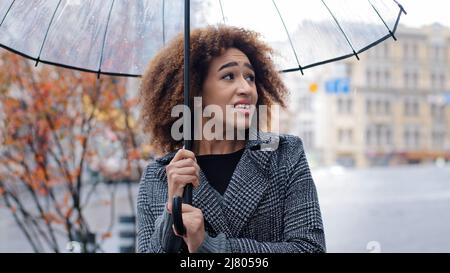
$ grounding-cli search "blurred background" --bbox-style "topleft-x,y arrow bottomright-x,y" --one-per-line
1,0 -> 450,253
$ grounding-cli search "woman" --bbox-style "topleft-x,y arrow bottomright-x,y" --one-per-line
137,25 -> 326,253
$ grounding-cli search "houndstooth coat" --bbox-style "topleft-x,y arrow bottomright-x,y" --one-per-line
137,131 -> 326,253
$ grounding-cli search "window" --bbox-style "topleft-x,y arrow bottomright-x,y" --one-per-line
375,100 -> 381,114
431,72 -> 445,90
385,70 -> 391,86
367,68 -> 392,88
431,104 -> 445,121
386,128 -> 392,145
431,73 -> 437,90
404,70 -> 419,89
345,63 -> 352,77
431,45 -> 446,61
404,72 -> 410,88
404,125 -> 421,148
375,70 -> 381,87
366,99 -> 372,115
337,97 -> 353,115
366,70 -> 372,86
367,98 -> 391,116
403,42 -> 418,59
412,44 -> 418,59
412,72 -> 419,88
299,96 -> 313,112
366,128 -> 372,145
403,43 -> 409,59
412,101 -> 419,116
384,101 -> 391,115
440,74 -> 446,90
338,128 -> 353,145
404,98 -> 420,116
347,99 -> 353,114
432,131 -> 445,149
366,124 -> 392,147
299,121 -> 314,148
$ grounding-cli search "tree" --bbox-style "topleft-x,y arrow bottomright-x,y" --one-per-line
0,52 -> 154,252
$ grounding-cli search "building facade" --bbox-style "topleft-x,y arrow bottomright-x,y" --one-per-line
282,24 -> 450,168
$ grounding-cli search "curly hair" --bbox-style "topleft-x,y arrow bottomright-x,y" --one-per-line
139,25 -> 289,154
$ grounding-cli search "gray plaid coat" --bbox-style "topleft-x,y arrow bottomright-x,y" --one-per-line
137,132 -> 326,253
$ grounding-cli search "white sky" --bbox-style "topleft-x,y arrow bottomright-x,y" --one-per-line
397,0 -> 450,28
204,0 -> 450,43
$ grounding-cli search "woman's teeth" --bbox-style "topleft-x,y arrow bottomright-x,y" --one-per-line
234,104 -> 250,110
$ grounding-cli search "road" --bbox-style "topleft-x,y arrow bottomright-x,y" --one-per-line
1,164 -> 450,252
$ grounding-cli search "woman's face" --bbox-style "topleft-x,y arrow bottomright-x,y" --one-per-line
201,48 -> 258,135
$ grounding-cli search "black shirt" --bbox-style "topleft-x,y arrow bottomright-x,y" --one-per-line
195,148 -> 245,195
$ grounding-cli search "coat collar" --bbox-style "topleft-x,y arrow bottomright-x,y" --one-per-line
154,131 -> 280,236
155,130 -> 278,165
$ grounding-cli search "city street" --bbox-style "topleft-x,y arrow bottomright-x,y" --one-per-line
315,164 -> 450,252
1,164 -> 449,253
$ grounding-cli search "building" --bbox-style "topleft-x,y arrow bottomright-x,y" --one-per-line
282,24 -> 450,168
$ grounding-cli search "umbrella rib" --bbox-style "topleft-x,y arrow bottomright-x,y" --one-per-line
321,0 -> 360,61
35,0 -> 63,67
392,3 -> 406,35
98,0 -> 116,78
0,41 -> 141,77
0,0 -> 15,27
271,0 -> 303,75
394,0 -> 407,15
218,0 -> 226,24
368,0 -> 396,41
162,0 -> 166,45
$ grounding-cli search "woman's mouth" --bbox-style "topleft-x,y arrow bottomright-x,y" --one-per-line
233,104 -> 251,115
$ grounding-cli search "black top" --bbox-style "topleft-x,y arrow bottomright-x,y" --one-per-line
195,148 -> 245,195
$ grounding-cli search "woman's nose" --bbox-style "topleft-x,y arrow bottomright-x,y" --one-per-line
236,77 -> 253,95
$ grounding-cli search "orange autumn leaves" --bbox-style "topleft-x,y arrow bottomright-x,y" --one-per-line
0,52 -> 153,251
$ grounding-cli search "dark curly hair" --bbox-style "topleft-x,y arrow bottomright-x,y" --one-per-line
139,25 -> 289,154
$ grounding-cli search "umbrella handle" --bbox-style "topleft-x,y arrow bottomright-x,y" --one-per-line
172,184 -> 193,237
172,196 -> 185,236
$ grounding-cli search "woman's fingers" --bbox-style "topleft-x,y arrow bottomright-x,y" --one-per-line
169,174 -> 199,189
166,160 -> 200,188
170,166 -> 197,176
172,158 -> 198,168
180,204 -> 197,212
171,148 -> 197,163
172,204 -> 204,236
166,149 -> 201,211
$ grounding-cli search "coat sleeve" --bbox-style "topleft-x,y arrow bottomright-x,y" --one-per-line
197,136 -> 326,253
136,164 -> 176,253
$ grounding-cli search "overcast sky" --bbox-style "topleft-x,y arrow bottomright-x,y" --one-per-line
398,0 -> 450,28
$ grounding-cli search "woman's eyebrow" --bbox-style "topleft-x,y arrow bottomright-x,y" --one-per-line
218,62 -> 254,72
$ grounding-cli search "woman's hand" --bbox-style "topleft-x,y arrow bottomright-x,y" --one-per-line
165,148 -> 200,211
172,204 -> 205,253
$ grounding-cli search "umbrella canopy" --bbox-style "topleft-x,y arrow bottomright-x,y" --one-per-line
0,0 -> 406,77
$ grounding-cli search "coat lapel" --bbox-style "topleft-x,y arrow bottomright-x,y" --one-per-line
221,136 -> 275,236
192,170 -> 231,235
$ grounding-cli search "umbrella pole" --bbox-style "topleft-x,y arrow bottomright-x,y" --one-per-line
182,0 -> 193,204
169,0 -> 192,253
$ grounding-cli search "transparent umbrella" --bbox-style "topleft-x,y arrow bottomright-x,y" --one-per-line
0,0 -> 407,253
0,0 -> 406,77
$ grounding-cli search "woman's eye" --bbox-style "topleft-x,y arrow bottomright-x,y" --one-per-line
246,74 -> 255,82
223,73 -> 234,80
